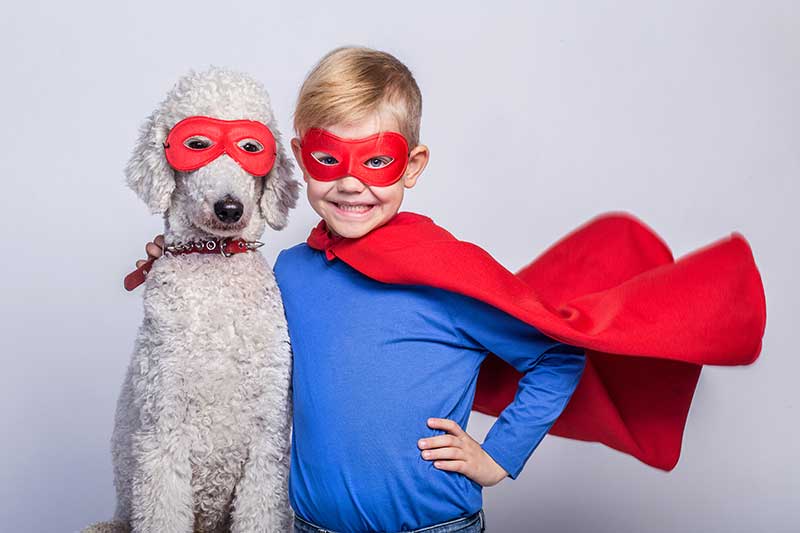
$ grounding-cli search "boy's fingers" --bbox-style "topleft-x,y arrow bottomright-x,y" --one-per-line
136,260 -> 147,269
432,460 -> 467,474
154,234 -> 165,248
418,435 -> 459,450
421,447 -> 464,461
145,242 -> 163,259
426,418 -> 465,436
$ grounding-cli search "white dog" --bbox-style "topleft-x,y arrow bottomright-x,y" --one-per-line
85,67 -> 299,533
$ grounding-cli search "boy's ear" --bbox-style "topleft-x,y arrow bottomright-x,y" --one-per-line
403,144 -> 430,189
290,137 -> 309,182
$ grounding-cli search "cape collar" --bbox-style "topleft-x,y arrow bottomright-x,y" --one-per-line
306,212 -> 434,260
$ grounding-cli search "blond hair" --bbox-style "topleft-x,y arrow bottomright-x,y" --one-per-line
294,46 -> 423,146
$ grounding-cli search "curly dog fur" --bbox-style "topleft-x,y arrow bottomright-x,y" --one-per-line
85,67 -> 299,533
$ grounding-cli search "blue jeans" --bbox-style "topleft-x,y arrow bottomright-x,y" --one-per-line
293,509 -> 486,533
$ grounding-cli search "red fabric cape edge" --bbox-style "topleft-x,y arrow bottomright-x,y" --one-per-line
306,212 -> 766,471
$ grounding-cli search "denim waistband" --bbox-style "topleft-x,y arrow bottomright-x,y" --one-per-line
293,509 -> 485,533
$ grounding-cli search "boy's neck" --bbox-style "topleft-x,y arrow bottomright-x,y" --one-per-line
323,211 -> 404,241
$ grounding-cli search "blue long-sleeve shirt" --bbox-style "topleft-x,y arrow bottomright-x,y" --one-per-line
274,243 -> 585,532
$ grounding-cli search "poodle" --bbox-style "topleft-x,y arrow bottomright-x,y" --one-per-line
84,67 -> 299,533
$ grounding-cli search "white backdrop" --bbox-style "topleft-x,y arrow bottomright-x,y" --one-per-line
1,1 -> 797,532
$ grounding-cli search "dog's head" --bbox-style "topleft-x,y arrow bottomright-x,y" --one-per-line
126,67 -> 299,241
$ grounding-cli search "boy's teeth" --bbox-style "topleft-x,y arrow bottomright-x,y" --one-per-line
337,203 -> 372,212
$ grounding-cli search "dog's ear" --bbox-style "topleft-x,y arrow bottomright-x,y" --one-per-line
125,110 -> 175,214
260,136 -> 300,230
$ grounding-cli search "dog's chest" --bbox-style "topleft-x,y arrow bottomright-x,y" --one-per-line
140,252 -> 284,383
144,251 -> 276,322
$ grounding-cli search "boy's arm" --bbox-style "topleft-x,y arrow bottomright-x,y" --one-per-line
448,292 -> 586,480
479,343 -> 585,479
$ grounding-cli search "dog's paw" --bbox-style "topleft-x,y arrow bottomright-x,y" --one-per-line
81,520 -> 130,533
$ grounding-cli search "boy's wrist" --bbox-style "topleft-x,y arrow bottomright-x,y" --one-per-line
480,441 -> 520,481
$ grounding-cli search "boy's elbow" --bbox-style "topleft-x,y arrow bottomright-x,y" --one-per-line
548,345 -> 586,384
545,344 -> 586,366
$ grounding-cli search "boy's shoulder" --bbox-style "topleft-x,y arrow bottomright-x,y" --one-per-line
274,242 -> 313,270
277,241 -> 310,256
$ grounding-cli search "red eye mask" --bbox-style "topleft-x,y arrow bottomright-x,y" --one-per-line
300,128 -> 410,187
164,116 -> 277,177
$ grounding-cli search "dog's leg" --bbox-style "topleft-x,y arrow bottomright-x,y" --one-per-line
230,381 -> 293,533
230,425 -> 292,532
127,362 -> 194,533
129,428 -> 194,533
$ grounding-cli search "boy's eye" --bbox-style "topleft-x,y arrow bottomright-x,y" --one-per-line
312,151 -> 339,166
184,136 -> 213,150
237,138 -> 264,153
363,156 -> 394,169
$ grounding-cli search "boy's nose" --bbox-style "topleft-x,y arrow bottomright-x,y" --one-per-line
336,176 -> 367,192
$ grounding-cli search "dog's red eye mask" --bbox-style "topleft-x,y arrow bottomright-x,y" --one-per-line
164,116 -> 277,177
300,128 -> 410,187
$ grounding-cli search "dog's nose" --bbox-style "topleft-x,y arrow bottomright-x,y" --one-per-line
214,197 -> 244,223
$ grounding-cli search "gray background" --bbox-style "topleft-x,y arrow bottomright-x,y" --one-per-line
1,1 -> 797,532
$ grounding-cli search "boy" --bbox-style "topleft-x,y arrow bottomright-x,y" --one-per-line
281,49 -> 586,533
138,47 -> 765,533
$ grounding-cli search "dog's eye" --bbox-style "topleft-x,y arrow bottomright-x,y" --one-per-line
184,136 -> 213,150
238,139 -> 264,153
312,151 -> 339,166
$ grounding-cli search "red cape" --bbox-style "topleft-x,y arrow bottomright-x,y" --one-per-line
306,212 -> 766,471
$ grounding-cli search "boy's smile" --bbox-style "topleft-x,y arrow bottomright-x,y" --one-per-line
291,109 -> 429,239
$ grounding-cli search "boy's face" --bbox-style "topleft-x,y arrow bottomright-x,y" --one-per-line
291,110 -> 429,239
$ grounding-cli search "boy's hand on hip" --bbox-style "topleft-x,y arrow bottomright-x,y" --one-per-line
418,418 -> 508,487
